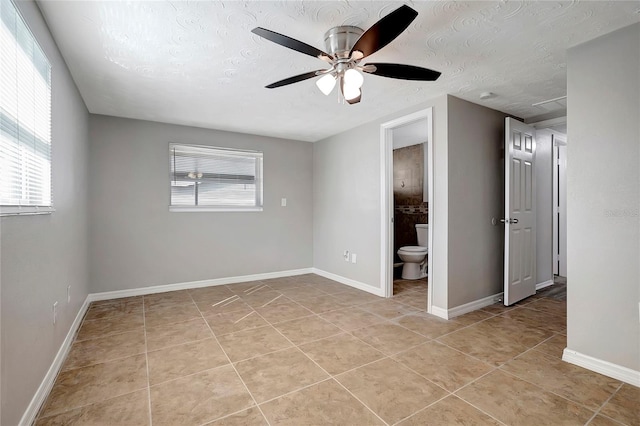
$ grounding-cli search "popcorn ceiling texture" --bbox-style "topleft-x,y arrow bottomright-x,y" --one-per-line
37,1 -> 639,142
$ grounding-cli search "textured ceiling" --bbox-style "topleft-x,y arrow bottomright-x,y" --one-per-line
37,1 -> 639,142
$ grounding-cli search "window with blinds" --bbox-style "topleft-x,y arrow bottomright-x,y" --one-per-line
0,0 -> 52,216
170,143 -> 263,212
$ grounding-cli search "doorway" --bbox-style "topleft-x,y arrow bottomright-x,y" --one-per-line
503,117 -> 568,305
380,108 -> 434,313
553,134 -> 567,277
531,117 -> 567,293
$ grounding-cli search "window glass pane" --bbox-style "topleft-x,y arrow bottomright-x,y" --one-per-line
197,181 -> 257,207
0,0 -> 52,210
170,144 -> 263,210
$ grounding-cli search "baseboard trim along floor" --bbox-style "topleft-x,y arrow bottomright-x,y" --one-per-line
563,349 -> 640,387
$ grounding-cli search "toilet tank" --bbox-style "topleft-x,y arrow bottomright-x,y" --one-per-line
415,224 -> 428,247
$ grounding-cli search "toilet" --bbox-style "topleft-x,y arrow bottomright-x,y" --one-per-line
397,224 -> 428,280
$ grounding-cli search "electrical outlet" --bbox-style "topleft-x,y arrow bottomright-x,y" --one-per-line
53,301 -> 58,324
351,253 -> 357,264
67,285 -> 71,303
343,250 -> 349,261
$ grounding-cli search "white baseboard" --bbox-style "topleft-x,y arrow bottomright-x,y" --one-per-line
446,292 -> 504,319
311,268 -> 385,297
19,297 -> 91,426
88,268 -> 314,302
430,305 -> 449,320
536,280 -> 554,290
563,349 -> 640,387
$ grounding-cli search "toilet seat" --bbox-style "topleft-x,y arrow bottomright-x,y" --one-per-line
398,246 -> 428,253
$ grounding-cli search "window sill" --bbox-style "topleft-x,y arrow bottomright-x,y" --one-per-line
169,206 -> 263,213
0,206 -> 55,217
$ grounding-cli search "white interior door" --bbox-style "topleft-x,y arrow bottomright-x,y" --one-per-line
504,118 -> 537,305
553,136 -> 567,277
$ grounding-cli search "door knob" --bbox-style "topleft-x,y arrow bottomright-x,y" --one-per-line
511,218 -> 519,224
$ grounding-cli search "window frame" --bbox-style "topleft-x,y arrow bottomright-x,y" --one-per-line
168,143 -> 264,213
0,0 -> 53,217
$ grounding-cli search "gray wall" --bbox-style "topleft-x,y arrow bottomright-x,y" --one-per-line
535,129 -> 554,285
89,115 -> 313,292
0,1 -> 90,424
446,96 -> 508,308
313,96 -> 449,306
567,23 -> 639,371
313,95 -> 510,311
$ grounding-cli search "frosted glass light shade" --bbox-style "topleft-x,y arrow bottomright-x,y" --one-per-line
343,84 -> 361,101
316,74 -> 336,95
344,69 -> 364,89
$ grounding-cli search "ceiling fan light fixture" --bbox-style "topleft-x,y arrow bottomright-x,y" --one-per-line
343,84 -> 361,101
316,73 -> 336,95
344,68 -> 364,89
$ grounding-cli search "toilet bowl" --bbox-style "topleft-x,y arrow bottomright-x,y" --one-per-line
397,224 -> 428,280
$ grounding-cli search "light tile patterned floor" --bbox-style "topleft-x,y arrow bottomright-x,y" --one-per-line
36,274 -> 638,425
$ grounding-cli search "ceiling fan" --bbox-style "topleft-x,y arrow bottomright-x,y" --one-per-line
251,5 -> 441,105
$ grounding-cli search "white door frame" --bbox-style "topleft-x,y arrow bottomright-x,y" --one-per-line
530,116 -> 567,280
553,135 -> 567,276
380,107 -> 434,313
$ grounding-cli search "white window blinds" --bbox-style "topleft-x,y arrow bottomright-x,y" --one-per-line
170,143 -> 263,211
0,0 -> 52,216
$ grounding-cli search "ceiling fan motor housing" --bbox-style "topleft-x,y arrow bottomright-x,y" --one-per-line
324,26 -> 364,59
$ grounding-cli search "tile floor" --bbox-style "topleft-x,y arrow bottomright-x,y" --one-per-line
36,274 -> 638,425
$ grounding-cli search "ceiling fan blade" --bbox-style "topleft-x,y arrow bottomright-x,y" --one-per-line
364,63 -> 441,81
252,27 -> 333,61
349,5 -> 418,60
265,70 -> 324,89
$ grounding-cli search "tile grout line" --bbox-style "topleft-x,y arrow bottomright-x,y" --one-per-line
452,329 -> 557,396
248,308 -> 392,426
389,393 -> 452,426
61,348 -> 147,374
383,345 -> 509,426
449,368 -> 509,422
35,303 -> 150,421
584,382 -> 626,425
32,304 -> 95,421
36,389 -> 149,421
191,292 -> 273,426
146,361 -> 244,390
494,330 -> 622,415
193,404 -> 269,426
313,304 -> 483,425
251,377 -> 335,406
142,297 -> 154,426
497,368 -> 600,418
432,339 -> 504,367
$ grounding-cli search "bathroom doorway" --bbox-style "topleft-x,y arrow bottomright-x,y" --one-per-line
380,108 -> 434,312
